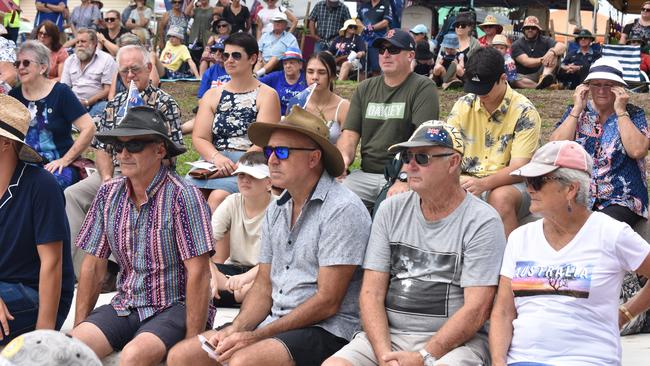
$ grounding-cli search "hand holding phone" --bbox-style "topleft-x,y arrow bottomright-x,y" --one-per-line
198,334 -> 219,360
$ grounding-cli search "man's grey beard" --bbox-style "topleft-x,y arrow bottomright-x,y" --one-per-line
76,47 -> 95,61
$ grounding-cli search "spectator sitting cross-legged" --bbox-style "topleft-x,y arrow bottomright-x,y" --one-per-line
259,47 -> 308,116
454,13 -> 480,62
329,18 -> 367,81
412,40 -> 435,78
557,29 -> 601,90
209,151 -> 275,307
10,41 -> 96,189
69,106 -> 214,365
431,33 -> 465,90
0,95 -> 75,346
511,16 -> 566,90
447,47 -> 542,236
188,32 -> 281,212
255,12 -> 299,78
156,0 -> 189,52
61,28 -> 117,118
160,26 -> 200,79
65,44 -> 184,279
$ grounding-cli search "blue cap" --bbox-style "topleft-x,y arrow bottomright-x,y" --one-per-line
441,33 -> 459,49
410,24 -> 428,35
281,47 -> 304,62
210,38 -> 226,51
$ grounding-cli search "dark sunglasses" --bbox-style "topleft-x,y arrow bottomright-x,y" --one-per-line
13,60 -> 35,68
104,17 -> 117,22
217,24 -> 229,28
643,8 -> 650,12
222,51 -> 243,61
523,27 -> 538,31
37,30 -> 50,37
376,45 -> 402,55
172,1 -> 182,3
112,140 -> 159,153
263,145 -> 318,160
524,176 -> 563,191
400,151 -> 454,166
455,23 -> 469,28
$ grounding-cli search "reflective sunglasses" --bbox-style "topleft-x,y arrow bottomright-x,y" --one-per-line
263,145 -> 318,160
112,139 -> 159,153
13,59 -> 35,68
455,23 -> 469,28
104,17 -> 117,22
400,151 -> 454,166
376,45 -> 402,55
222,51 -> 243,61
524,176 -> 563,191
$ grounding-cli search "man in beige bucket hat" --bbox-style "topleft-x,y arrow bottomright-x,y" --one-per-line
0,94 -> 75,345
167,106 -> 372,366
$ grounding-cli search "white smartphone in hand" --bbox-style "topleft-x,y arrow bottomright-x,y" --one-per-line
198,334 -> 219,360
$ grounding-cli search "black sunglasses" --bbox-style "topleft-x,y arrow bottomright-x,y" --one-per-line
222,51 -> 243,61
263,145 -> 318,160
524,176 -> 563,191
642,8 -> 650,12
104,17 -> 117,22
13,60 -> 34,68
112,139 -> 159,153
376,45 -> 402,55
217,24 -> 229,28
455,23 -> 469,28
400,151 -> 454,166
172,1 -> 182,3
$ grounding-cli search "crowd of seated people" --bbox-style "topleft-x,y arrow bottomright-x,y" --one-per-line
4,3 -> 650,366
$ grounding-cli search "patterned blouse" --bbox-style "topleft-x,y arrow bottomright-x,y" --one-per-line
212,86 -> 259,151
556,103 -> 650,218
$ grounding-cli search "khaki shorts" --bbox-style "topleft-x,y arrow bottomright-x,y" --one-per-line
460,176 -> 531,220
331,331 -> 489,366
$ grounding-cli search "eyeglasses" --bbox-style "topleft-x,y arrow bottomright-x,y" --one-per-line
524,176 -> 563,191
37,31 -> 50,37
263,145 -> 318,160
376,45 -> 402,55
118,65 -> 144,75
455,23 -> 469,28
13,59 -> 36,68
588,82 -> 615,91
400,151 -> 454,166
112,139 -> 159,153
222,51 -> 243,61
104,17 -> 117,22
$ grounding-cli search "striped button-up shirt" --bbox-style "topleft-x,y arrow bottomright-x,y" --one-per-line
76,166 -> 215,324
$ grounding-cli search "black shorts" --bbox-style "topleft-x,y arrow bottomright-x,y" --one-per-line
83,303 -> 187,351
214,263 -> 252,308
273,326 -> 348,365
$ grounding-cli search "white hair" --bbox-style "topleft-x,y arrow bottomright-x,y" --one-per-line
117,44 -> 150,66
553,166 -> 593,208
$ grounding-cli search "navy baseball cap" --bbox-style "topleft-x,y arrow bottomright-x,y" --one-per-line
371,29 -> 416,51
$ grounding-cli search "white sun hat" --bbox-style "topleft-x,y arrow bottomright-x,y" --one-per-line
583,57 -> 628,87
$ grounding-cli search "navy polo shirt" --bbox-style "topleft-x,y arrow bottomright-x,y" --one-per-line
259,71 -> 308,116
0,162 -> 74,299
562,48 -> 601,67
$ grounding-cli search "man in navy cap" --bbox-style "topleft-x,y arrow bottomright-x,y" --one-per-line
338,28 -> 439,213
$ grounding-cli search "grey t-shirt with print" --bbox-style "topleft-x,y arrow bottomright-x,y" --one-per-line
364,191 -> 506,334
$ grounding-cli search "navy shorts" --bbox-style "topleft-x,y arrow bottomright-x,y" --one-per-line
273,326 -> 348,365
83,303 -> 187,351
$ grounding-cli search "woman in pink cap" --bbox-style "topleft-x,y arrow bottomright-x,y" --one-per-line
490,140 -> 650,365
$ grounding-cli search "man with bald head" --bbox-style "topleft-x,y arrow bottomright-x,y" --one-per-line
167,106 -> 372,366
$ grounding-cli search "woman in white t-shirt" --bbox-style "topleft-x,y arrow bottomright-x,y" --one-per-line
209,151 -> 275,307
255,0 -> 297,39
490,140 -> 650,366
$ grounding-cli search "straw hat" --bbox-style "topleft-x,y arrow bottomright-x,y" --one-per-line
0,95 -> 43,163
479,15 -> 503,33
339,18 -> 363,36
248,106 -> 344,176
491,34 -> 509,46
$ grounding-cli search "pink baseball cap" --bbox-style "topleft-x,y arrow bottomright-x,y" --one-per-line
510,140 -> 592,177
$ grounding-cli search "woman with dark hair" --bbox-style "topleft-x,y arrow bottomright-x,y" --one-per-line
200,18 -> 231,76
303,51 -> 350,144
34,20 -> 68,80
220,0 -> 250,34
189,32 -> 280,212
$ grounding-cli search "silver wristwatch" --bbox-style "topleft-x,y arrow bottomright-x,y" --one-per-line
419,349 -> 436,366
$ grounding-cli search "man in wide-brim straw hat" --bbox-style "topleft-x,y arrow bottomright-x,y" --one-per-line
70,106 -> 215,365
166,105 -> 372,366
0,94 -> 75,345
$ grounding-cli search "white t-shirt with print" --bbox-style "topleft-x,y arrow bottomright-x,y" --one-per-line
501,212 -> 650,365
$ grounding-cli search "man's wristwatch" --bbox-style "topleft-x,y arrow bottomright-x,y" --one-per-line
397,171 -> 408,183
419,349 -> 436,366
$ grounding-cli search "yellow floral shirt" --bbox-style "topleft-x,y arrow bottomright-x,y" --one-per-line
447,86 -> 541,177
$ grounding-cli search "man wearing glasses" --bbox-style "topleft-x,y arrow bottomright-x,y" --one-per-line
324,122 -> 505,366
510,16 -> 566,89
70,106 -> 214,365
64,44 -> 184,279
338,28 -> 439,212
620,0 -> 650,53
447,47 -> 541,237
167,106 -> 371,366
97,10 -> 129,56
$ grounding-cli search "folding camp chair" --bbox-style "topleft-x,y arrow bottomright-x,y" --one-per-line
601,44 -> 650,93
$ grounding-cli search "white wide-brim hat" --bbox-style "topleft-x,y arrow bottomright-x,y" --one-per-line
583,57 -> 628,87
232,163 -> 270,179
